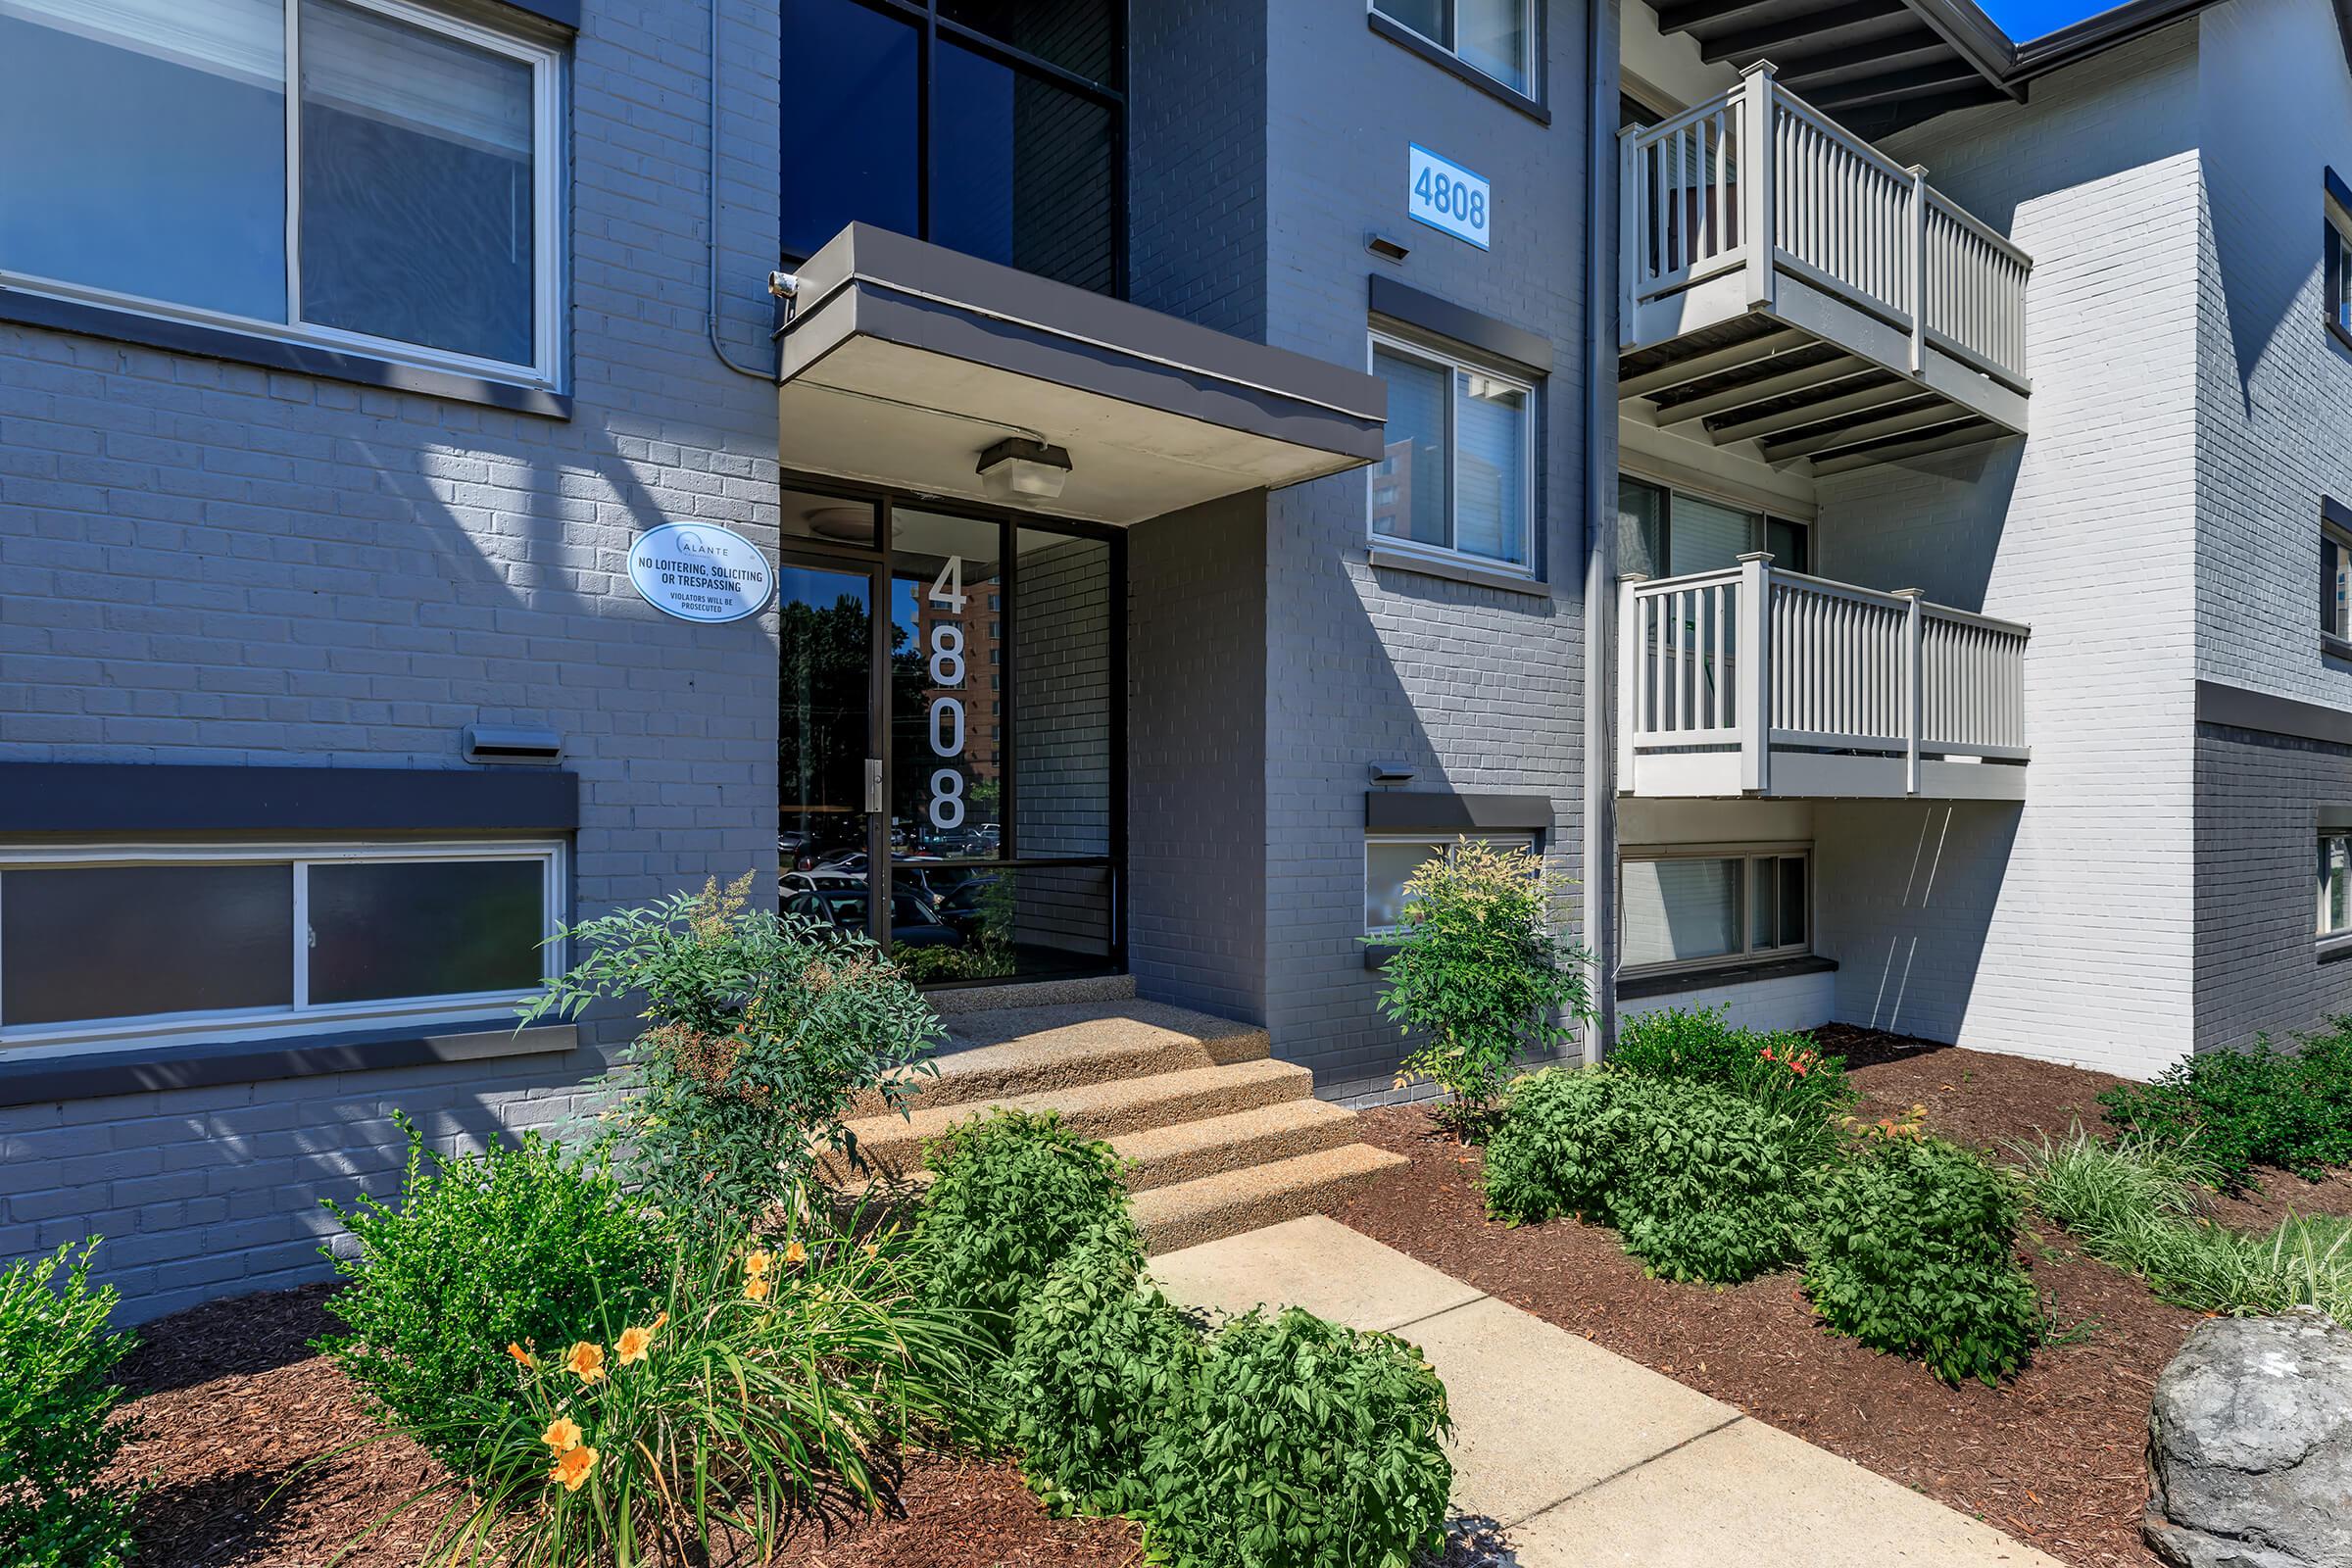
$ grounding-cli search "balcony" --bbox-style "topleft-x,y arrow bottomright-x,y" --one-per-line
1618,63 -> 2032,473
1617,558 -> 2030,801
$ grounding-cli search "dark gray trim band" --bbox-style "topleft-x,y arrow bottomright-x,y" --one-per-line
493,0 -> 576,27
1368,545 -> 1550,596
2195,679 -> 2352,749
0,762 -> 579,836
1617,954 -> 1838,1003
0,288 -> 571,419
1364,11 -> 1551,123
1364,790 -> 1555,833
1369,275 -> 1555,375
0,1020 -> 576,1107
2320,804 -> 2352,830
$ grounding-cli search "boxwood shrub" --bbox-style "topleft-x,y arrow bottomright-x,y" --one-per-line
1805,1136 -> 2040,1386
2098,1021 -> 2352,1188
1483,1067 -> 1815,1283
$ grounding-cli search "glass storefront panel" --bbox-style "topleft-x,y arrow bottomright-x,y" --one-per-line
777,563 -> 874,874
889,863 -> 1114,983
889,509 -> 1005,861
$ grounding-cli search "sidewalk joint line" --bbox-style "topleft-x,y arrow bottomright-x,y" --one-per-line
1375,1290 -> 1493,1339
1501,1414 -> 1747,1531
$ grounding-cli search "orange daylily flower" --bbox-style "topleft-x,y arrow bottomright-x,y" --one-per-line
616,1323 -> 657,1366
652,1311 -> 668,1331
782,1240 -> 808,1266
745,1250 -> 774,1279
540,1417 -> 583,1454
744,1276 -> 771,1301
564,1342 -> 607,1385
507,1342 -> 537,1370
860,1242 -> 879,1260
549,1444 -> 599,1492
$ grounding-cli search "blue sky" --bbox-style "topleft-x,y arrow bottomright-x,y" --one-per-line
1974,0 -> 2122,41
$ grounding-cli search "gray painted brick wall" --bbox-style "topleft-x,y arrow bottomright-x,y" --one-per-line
0,0 -> 785,1319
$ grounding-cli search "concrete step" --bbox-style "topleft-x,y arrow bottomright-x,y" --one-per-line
1132,1143 -> 1409,1255
1113,1099 -> 1363,1193
827,1056 -> 1313,1182
846,1000 -> 1272,1122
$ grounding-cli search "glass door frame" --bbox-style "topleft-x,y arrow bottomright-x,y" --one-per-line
775,467 -> 1129,984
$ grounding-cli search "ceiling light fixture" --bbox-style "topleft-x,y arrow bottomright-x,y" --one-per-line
976,436 -> 1073,503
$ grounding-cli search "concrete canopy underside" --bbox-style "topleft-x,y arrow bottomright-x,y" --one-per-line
1621,288 -> 2026,476
776,225 -> 1387,525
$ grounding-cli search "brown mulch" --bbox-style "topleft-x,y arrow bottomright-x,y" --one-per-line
106,1284 -> 1142,1568
1326,1030 -> 2271,1568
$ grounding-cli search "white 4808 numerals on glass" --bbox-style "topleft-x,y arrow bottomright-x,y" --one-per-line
926,556 -> 968,830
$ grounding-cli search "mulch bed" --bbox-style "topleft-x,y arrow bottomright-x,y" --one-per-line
1326,1027 -> 2352,1568
105,1284 -> 1142,1568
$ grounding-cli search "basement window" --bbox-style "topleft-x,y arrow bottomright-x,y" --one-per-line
1366,831 -> 1536,936
1620,847 -> 1809,976
2323,832 -> 2352,944
0,840 -> 564,1052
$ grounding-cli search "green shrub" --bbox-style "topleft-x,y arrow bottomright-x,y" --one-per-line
1805,1136 -> 2039,1386
1483,1068 -> 1814,1283
1143,1308 -> 1452,1568
1368,839 -> 1594,1134
2017,1128 -> 2352,1320
0,1242 -> 138,1568
1000,1225 -> 1201,1518
318,1114 -> 671,1470
2098,1023 -> 2352,1188
363,1221 -> 983,1566
1611,1005 -> 1853,1130
524,872 -> 943,1227
913,1108 -> 1136,1352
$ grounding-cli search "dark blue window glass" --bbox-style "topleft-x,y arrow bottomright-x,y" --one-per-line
932,41 -> 1113,293
780,0 -> 920,260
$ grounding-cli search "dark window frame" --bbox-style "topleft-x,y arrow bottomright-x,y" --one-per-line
1620,473 -> 1812,577
1364,0 -> 1545,122
2327,168 -> 2352,354
780,0 -> 1128,298
2324,497 -> 2352,656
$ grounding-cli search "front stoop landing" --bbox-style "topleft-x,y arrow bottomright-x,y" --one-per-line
828,999 -> 1404,1253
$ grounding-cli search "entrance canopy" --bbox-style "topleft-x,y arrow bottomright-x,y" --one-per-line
776,225 -> 1387,525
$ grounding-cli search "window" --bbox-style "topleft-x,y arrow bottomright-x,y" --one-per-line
780,0 -> 1123,296
2323,832 -> 2352,943
2325,505 -> 2352,648
1366,832 -> 1536,935
0,0 -> 564,389
1370,0 -> 1532,95
1619,848 -> 1808,974
1619,474 -> 1809,577
2327,172 -> 2352,348
1370,332 -> 1536,572
0,841 -> 564,1050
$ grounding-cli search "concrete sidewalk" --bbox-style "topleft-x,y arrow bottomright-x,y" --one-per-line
1150,1216 -> 2068,1568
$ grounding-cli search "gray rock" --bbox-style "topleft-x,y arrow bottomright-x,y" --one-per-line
2144,1308 -> 2352,1568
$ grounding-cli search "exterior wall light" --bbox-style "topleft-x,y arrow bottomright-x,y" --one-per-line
976,436 -> 1074,502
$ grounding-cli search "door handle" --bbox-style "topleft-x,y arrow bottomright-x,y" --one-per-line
864,758 -> 884,814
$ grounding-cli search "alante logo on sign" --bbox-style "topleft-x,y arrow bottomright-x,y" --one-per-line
627,522 -> 775,624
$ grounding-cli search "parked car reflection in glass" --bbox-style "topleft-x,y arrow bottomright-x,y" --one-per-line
782,887 -> 962,950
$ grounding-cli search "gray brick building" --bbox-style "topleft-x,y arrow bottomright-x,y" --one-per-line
9,0 -> 2352,1319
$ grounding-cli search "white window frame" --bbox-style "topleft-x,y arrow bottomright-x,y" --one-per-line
2325,511 -> 2352,653
0,0 -> 566,392
1365,830 -> 1537,937
1367,328 -> 1538,576
1617,843 -> 1811,978
1367,0 -> 1535,95
0,838 -> 566,1054
2320,830 -> 2352,949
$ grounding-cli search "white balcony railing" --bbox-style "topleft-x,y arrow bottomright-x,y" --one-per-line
1617,558 -> 2029,798
1620,62 -> 2032,393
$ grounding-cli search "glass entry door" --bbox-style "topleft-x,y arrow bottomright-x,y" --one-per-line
776,481 -> 1123,986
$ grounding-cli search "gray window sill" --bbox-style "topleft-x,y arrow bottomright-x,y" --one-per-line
2325,631 -> 2352,662
1365,12 -> 1549,124
0,287 -> 572,419
1617,954 -> 1838,1002
1369,545 -> 1550,597
0,1019 -> 577,1107
2319,935 -> 2352,965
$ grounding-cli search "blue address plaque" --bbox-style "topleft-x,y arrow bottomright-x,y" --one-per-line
1406,143 -> 1491,250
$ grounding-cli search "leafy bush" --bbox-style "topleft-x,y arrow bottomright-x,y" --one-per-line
1483,1068 -> 1815,1283
1611,1005 -> 1853,1130
0,1242 -> 138,1568
1805,1136 -> 2039,1386
914,1108 -> 1136,1351
2098,1024 -> 2352,1188
999,1225 -> 1201,1518
1142,1307 -> 1453,1568
2017,1128 -> 2352,1321
319,1114 -> 670,1469
524,872 -> 943,1226
1368,839 -> 1594,1134
366,1221 -> 983,1566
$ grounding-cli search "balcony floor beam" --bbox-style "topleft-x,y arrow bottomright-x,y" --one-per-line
1808,418 -> 2004,474
1705,378 -> 1926,445
1651,355 -> 1879,429
1619,327 -> 1812,401
1763,400 -> 1983,462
